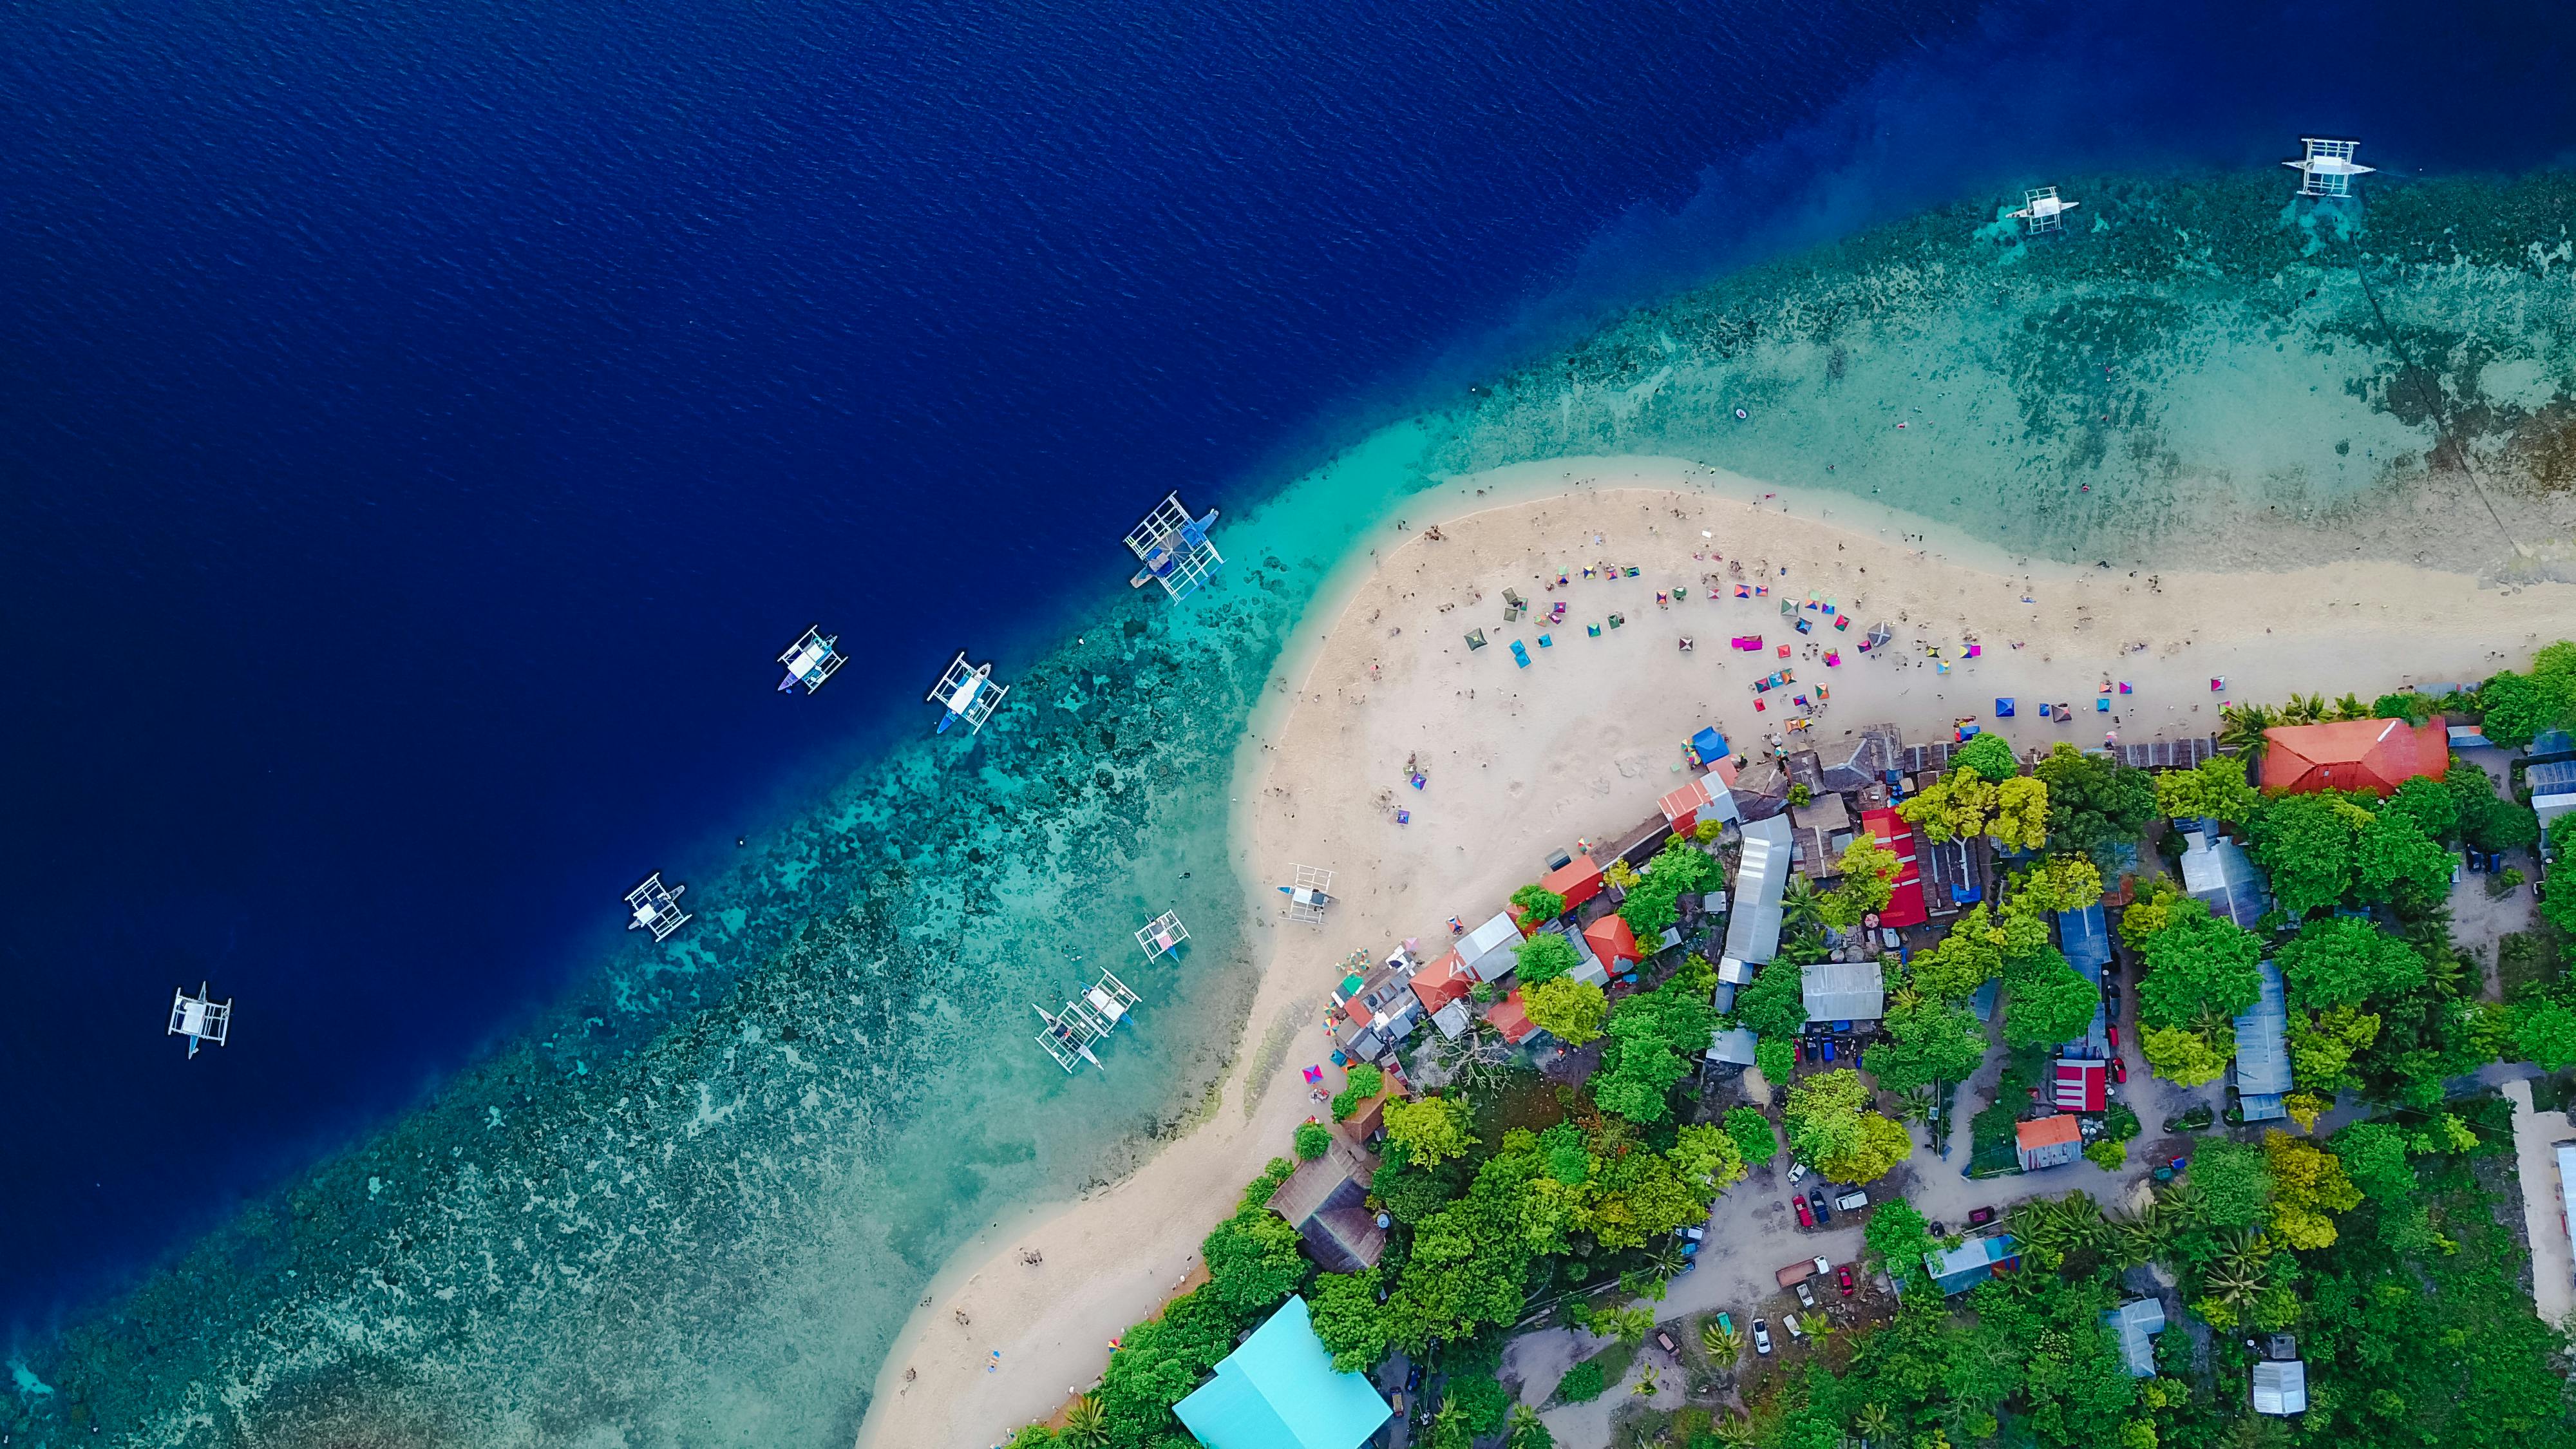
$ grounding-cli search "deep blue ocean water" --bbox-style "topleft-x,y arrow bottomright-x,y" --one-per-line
3,0 -> 2573,1348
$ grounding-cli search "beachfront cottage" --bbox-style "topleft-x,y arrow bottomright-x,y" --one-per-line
2177,826 -> 2270,929
1817,723 -> 1902,794
2232,960 -> 2293,1122
1457,912 -> 1523,983
1802,960 -> 1883,1025
1584,914 -> 1643,976
1265,1139 -> 1387,1273
1172,1296 -> 1395,1449
1923,1234 -> 2018,1295
2258,716 -> 2447,796
2015,1115 -> 2083,1171
1861,808 -> 1929,928
1486,989 -> 1537,1045
1659,771 -> 1742,834
1542,853 -> 1605,909
2103,1298 -> 2166,1377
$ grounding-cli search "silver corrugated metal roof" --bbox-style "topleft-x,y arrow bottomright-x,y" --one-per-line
2251,1359 -> 2307,1416
1723,814 -> 1792,966
1803,960 -> 1884,1022
2181,829 -> 2271,928
2103,1298 -> 2164,1377
2233,960 -> 2291,1097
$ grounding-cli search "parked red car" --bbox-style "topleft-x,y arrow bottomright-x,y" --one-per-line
2107,1023 -> 2121,1051
1793,1196 -> 1814,1229
2111,1056 -> 2128,1084
1837,1265 -> 1856,1297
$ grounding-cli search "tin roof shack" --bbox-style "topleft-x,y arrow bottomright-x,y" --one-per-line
2251,1358 -> 2309,1417
1803,960 -> 1884,1025
1918,832 -> 1989,916
1660,773 -> 1742,834
1266,1139 -> 1387,1273
1705,1025 -> 1759,1067
2114,735 -> 2219,770
1924,1234 -> 2018,1295
2103,1299 -> 2166,1377
2178,826 -> 2271,929
1817,723 -> 1903,795
2052,1059 -> 2108,1113
2016,1114 -> 2084,1171
1728,759 -> 1794,824
1457,911 -> 1525,983
2232,961 -> 2293,1122
1790,790 -> 1853,882
2057,903 -> 2112,1059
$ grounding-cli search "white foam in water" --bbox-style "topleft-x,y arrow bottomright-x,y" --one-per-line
29,171 -> 2576,1444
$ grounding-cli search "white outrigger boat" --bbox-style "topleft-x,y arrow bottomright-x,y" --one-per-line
625,871 -> 692,942
2285,138 -> 2372,197
169,981 -> 232,1059
1035,969 -> 1143,1072
1123,491 -> 1224,602
776,625 -> 846,694
2009,185 -> 2079,234
928,651 -> 1008,734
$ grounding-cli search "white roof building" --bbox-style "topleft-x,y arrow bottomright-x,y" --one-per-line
2251,1359 -> 2308,1416
1704,1025 -> 1759,1066
2103,1299 -> 2165,1378
2233,961 -> 2292,1122
1723,815 -> 1792,967
1458,911 -> 1523,983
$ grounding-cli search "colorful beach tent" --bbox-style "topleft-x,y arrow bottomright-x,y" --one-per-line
1173,1296 -> 1394,1449
1691,726 -> 1730,762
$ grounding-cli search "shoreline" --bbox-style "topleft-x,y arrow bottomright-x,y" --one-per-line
853,455 -> 2573,1449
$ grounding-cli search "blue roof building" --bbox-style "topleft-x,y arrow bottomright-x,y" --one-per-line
2179,825 -> 2271,929
1173,1296 -> 1394,1449
1923,1233 -> 2019,1295
2233,961 -> 2292,1122
2057,903 -> 2112,1059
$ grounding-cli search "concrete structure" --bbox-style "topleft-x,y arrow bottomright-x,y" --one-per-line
2233,960 -> 2293,1123
2259,715 -> 2447,795
1173,1296 -> 1394,1449
2103,1298 -> 2166,1377
2016,1115 -> 2083,1171
1266,1140 -> 1386,1273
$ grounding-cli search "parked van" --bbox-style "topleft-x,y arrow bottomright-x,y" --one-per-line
1833,1189 -> 1870,1213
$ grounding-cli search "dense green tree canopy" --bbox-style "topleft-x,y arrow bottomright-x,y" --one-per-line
2003,945 -> 2102,1048
2033,742 -> 2158,866
1616,838 -> 1722,940
1512,931 -> 1579,986
2248,791 -> 2375,916
1592,958 -> 1718,1123
1863,994 -> 1987,1094
2135,897 -> 2264,1028
1508,882 -> 1566,923
1953,732 -> 2021,782
2154,753 -> 2260,824
1522,975 -> 1605,1046
1729,957 -> 1810,1039
2274,915 -> 2426,1009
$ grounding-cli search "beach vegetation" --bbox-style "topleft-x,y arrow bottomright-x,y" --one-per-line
1953,732 -> 2021,782
2515,998 -> 2576,1070
1616,837 -> 1723,940
2007,853 -> 2103,916
1723,1106 -> 1777,1166
2383,772 -> 2458,841
2082,1138 -> 2125,1171
1512,931 -> 1580,987
2134,896 -> 2263,1029
1861,993 -> 1984,1094
1329,1063 -> 1383,1121
1383,1095 -> 1476,1166
1906,902 -> 2007,1000
2152,752 -> 2259,824
1786,782 -> 1813,808
2217,700 -> 2278,761
2002,945 -> 2101,1048
2471,639 -> 2576,748
2262,1129 -> 2360,1249
1523,975 -> 1606,1046
1727,958 -> 1809,1039
2286,1003 -> 2380,1092
1779,873 -> 1825,934
1293,1121 -> 1332,1160
1511,882 -> 1567,923
2032,742 -> 2157,868
1593,955 -> 1718,1123
2372,689 -> 2442,724
1819,834 -> 1901,930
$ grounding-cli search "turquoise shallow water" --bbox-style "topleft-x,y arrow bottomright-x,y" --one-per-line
19,173 -> 2576,1446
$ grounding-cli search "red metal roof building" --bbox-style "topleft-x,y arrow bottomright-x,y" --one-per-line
1408,950 -> 1475,1016
2016,1114 -> 2084,1171
1658,777 -> 1716,833
2053,1058 -> 2108,1113
1859,808 -> 1929,928
2259,716 -> 2447,796
1583,914 -> 1643,974
1542,853 -> 1605,909
1486,989 -> 1537,1044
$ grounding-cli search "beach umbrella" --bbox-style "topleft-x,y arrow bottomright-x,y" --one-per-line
1866,622 -> 1892,650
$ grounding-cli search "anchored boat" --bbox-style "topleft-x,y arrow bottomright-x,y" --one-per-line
168,981 -> 232,1059
928,651 -> 1009,734
776,625 -> 846,694
1035,969 -> 1143,1072
625,871 -> 692,942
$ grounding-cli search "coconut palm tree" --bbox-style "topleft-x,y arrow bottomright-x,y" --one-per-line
1782,875 -> 1826,933
1631,1363 -> 1662,1398
2280,692 -> 2328,726
1507,1404 -> 1554,1449
1642,1242 -> 1690,1283
1714,1416 -> 1760,1449
1782,925 -> 1832,965
1061,1395 -> 1110,1449
2331,692 -> 2369,721
1597,1303 -> 1656,1347
1700,1318 -> 1743,1361
1853,1401 -> 1898,1444
2219,702 -> 2278,761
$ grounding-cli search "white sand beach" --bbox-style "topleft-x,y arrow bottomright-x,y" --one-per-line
856,457 -> 2571,1449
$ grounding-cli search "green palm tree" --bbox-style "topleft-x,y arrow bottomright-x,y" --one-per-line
1631,1363 -> 1662,1397
2280,692 -> 2327,726
1782,925 -> 1832,965
1714,1417 -> 1759,1449
1700,1318 -> 1743,1361
1426,1399 -> 1470,1449
1853,1401 -> 1897,1444
1060,1395 -> 1110,1449
1782,875 -> 1826,933
1595,1303 -> 1656,1347
2219,702 -> 2278,761
1642,1242 -> 1690,1282
1507,1404 -> 1555,1449
2331,692 -> 2369,721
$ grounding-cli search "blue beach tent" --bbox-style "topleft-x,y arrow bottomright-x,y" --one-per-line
1995,697 -> 2014,717
1173,1296 -> 1394,1449
1692,726 -> 1729,762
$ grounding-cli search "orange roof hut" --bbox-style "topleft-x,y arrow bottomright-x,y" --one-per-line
2259,716 -> 2447,796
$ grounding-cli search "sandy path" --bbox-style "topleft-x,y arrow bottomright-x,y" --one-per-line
857,458 -> 2571,1449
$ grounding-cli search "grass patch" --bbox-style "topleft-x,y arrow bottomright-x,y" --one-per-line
2498,931 -> 2563,1003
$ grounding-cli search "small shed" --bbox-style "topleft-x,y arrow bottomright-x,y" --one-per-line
1584,914 -> 1644,975
1457,912 -> 1524,983
1430,999 -> 1472,1040
1924,1233 -> 2018,1294
2103,1298 -> 2165,1377
1660,774 -> 1741,833
2016,1115 -> 2083,1171
2179,828 -> 2271,929
1487,989 -> 1536,1045
1173,1296 -> 1395,1449
1705,1025 -> 1759,1066
2251,1359 -> 2309,1416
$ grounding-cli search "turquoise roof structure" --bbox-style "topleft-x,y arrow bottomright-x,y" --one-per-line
1173,1296 -> 1394,1449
